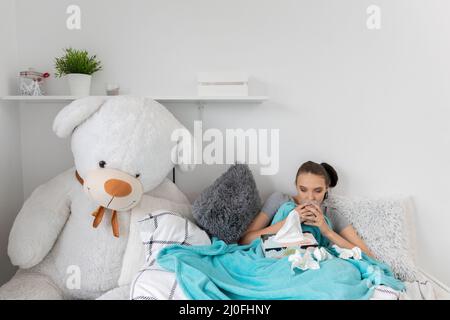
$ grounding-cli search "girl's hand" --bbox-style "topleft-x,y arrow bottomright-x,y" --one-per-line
294,204 -> 316,223
302,203 -> 331,235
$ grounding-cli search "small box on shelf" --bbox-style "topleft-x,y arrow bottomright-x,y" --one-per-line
197,72 -> 248,97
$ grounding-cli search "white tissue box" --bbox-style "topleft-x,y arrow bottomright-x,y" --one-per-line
197,72 -> 248,96
261,233 -> 318,259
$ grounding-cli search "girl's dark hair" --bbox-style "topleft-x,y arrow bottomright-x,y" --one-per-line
295,161 -> 338,188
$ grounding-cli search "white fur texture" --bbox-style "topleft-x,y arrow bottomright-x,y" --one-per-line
53,96 -> 107,138
0,96 -> 195,300
325,194 -> 420,282
69,96 -> 194,191
7,169 -> 76,269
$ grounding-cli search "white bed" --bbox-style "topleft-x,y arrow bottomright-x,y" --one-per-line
104,194 -> 448,300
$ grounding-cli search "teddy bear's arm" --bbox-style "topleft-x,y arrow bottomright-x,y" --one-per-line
7,169 -> 75,269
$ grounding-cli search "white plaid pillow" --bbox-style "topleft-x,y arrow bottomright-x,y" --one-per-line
130,210 -> 210,300
138,210 -> 210,265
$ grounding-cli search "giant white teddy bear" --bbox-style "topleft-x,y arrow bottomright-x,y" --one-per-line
0,96 -> 195,299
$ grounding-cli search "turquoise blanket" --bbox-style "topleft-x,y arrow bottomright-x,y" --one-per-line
156,201 -> 405,300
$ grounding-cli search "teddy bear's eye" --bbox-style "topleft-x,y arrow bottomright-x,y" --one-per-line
99,161 -> 106,168
135,173 -> 141,178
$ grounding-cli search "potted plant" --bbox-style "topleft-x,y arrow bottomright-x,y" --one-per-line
54,48 -> 102,96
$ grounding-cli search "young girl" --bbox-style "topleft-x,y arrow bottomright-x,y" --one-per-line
239,161 -> 374,257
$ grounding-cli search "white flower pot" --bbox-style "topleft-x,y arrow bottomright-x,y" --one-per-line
67,73 -> 92,96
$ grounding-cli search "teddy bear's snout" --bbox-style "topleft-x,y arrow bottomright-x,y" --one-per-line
104,179 -> 132,197
82,168 -> 144,211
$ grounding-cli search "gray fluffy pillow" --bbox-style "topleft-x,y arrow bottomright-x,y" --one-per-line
325,194 -> 420,282
192,164 -> 261,244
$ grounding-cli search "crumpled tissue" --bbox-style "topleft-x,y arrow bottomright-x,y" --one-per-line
288,247 -> 333,272
332,245 -> 362,260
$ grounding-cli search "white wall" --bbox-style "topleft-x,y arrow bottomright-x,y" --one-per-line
11,0 -> 450,286
0,0 -> 22,285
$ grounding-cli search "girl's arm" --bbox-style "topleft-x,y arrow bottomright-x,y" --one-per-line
304,203 -> 374,258
239,212 -> 286,245
321,226 -> 374,257
337,225 -> 374,257
239,192 -> 291,245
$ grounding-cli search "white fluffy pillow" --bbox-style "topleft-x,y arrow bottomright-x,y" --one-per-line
326,194 -> 420,282
130,210 -> 210,300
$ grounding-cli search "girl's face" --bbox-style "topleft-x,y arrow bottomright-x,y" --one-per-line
295,173 -> 328,204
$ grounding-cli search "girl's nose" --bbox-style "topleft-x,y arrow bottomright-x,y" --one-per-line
306,194 -> 314,201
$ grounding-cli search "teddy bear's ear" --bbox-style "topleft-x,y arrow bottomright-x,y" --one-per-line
171,127 -> 197,172
53,96 -> 108,138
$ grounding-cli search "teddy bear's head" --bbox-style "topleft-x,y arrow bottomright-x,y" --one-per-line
53,96 -> 194,212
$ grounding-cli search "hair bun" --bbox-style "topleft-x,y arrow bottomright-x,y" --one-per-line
320,163 -> 338,187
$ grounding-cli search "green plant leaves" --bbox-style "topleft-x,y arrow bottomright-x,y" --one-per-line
54,48 -> 102,77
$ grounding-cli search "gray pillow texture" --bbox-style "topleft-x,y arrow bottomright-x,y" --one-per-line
325,194 -> 420,282
192,164 -> 261,244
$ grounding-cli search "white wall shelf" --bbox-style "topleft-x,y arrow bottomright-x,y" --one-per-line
1,95 -> 268,104
1,95 -> 268,125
